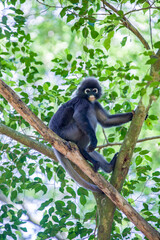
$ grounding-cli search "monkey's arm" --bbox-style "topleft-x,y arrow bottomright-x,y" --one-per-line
95,101 -> 133,127
73,100 -> 97,150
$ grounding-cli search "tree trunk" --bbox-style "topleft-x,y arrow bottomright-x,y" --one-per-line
94,49 -> 160,239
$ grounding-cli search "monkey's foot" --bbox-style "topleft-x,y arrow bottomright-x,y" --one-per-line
93,161 -> 100,172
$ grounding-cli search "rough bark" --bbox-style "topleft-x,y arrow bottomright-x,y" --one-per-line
95,102 -> 147,239
0,79 -> 159,240
95,49 -> 160,239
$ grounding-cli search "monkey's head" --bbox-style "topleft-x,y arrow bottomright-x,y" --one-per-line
77,78 -> 102,102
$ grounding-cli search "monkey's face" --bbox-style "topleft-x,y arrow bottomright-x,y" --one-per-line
77,78 -> 102,100
84,87 -> 99,102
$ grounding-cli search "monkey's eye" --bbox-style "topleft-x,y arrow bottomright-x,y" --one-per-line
92,88 -> 98,94
84,88 -> 91,94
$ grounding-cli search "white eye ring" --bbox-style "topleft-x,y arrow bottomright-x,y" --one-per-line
84,88 -> 91,94
92,88 -> 98,93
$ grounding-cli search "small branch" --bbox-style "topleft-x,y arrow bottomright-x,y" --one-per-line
124,6 -> 160,16
102,0 -> 150,50
0,79 -> 159,240
102,128 -> 108,143
0,122 -> 58,162
97,135 -> 160,149
36,0 -> 62,8
149,8 -> 153,49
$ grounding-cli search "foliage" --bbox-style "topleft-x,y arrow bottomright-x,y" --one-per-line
0,0 -> 159,239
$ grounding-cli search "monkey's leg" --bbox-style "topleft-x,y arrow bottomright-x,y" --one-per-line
78,148 -> 100,172
89,151 -> 118,173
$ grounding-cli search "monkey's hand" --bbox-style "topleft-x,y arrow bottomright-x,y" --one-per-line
145,113 -> 148,120
132,109 -> 148,120
110,152 -> 118,171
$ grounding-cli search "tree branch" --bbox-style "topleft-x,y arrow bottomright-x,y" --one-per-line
97,135 -> 160,149
102,0 -> 150,50
0,79 -> 159,240
124,6 -> 160,16
0,122 -> 96,185
0,122 -> 58,162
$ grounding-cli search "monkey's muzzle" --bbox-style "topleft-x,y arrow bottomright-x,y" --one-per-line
88,95 -> 96,102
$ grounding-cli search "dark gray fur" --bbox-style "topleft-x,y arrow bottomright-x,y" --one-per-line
49,78 -> 133,192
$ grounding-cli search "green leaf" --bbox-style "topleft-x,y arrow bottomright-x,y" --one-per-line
152,171 -> 160,176
11,190 -> 17,201
69,0 -> 79,3
84,210 -> 96,222
11,0 -> 17,5
2,16 -> 7,24
67,14 -> 75,23
82,27 -> 89,38
55,200 -> 65,211
146,58 -> 157,65
139,150 -> 149,155
66,221 -> 74,226
149,115 -> 158,120
40,214 -> 49,226
14,16 -> 25,25
90,30 -> 99,39
20,227 -> 27,232
135,156 -> 142,166
38,198 -> 53,210
144,155 -> 152,162
66,187 -> 76,198
83,46 -> 88,52
121,36 -> 127,47
145,119 -> 153,130
154,41 -> 160,48
49,207 -> 54,215
103,31 -> 114,50
41,185 -> 47,194
67,54 -> 72,61
151,187 -> 159,192
77,187 -> 88,196
29,167 -> 35,176
80,195 -> 86,206
47,170 -> 53,180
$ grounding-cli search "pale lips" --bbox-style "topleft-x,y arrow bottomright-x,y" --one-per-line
88,95 -> 96,102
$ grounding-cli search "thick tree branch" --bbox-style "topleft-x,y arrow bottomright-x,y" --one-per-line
0,79 -> 159,240
102,0 -> 150,50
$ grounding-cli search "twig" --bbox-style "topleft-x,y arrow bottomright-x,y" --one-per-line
102,128 -> 108,143
124,6 -> 160,16
36,0 -> 62,8
102,0 -> 150,50
149,8 -> 153,49
97,135 -> 160,149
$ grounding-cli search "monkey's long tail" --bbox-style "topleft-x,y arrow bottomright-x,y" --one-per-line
53,148 -> 102,193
